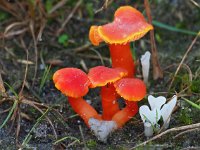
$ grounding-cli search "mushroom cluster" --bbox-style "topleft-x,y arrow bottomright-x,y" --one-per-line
53,66 -> 146,140
53,6 -> 153,141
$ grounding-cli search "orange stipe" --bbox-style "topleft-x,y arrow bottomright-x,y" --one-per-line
101,84 -> 119,120
68,97 -> 100,126
112,101 -> 138,128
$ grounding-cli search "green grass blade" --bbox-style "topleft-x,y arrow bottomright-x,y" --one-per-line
153,20 -> 198,36
39,65 -> 51,93
0,99 -> 18,129
4,82 -> 19,99
53,136 -> 80,145
182,97 -> 200,110
21,108 -> 50,147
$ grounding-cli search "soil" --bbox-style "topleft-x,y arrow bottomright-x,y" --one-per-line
0,0 -> 200,150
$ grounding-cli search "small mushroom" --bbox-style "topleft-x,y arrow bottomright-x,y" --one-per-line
53,68 -> 100,126
140,51 -> 151,84
112,78 -> 146,127
88,66 -> 128,120
89,6 -> 153,77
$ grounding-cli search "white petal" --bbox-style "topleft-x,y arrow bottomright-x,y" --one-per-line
139,105 -> 161,125
139,105 -> 150,123
161,95 -> 177,126
148,95 -> 166,110
140,51 -> 151,84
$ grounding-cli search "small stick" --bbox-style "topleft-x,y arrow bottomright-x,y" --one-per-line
48,0 -> 69,14
168,32 -> 200,91
174,128 -> 200,139
95,0 -> 114,14
56,0 -> 82,36
78,125 -> 88,150
0,73 -> 6,95
130,122 -> 200,149
73,43 -> 92,53
144,0 -> 163,80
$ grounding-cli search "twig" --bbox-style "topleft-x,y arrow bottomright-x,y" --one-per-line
77,53 -> 110,62
130,122 -> 200,149
79,125 -> 88,150
174,128 -> 200,139
73,43 -> 92,53
144,0 -> 163,80
56,0 -> 82,36
168,32 -> 200,91
18,39 -> 29,97
95,0 -> 114,14
190,0 -> 200,8
29,20 -> 38,88
49,0 -> 69,14
0,73 -> 6,96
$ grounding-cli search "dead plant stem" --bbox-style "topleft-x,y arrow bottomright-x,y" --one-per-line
144,0 -> 163,80
130,122 -> 200,149
168,32 -> 200,91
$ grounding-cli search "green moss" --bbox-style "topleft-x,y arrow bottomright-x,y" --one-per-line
178,109 -> 193,124
86,139 -> 97,149
190,80 -> 200,93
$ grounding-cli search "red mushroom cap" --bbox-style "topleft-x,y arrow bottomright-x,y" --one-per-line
88,66 -> 128,88
53,68 -> 90,98
89,6 -> 153,45
114,78 -> 146,101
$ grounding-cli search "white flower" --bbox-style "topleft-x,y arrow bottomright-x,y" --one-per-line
139,105 -> 161,126
139,95 -> 177,137
148,95 -> 166,110
140,51 -> 151,84
160,95 -> 177,129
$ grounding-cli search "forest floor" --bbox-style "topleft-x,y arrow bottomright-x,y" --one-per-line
0,0 -> 200,149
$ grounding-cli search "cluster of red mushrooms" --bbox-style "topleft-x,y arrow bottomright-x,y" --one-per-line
53,6 -> 153,141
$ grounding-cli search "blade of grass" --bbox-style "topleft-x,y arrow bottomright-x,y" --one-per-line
0,82 -> 19,129
53,136 -> 80,145
182,97 -> 200,110
39,65 -> 51,93
4,82 -> 19,99
21,108 -> 50,147
0,99 -> 18,129
153,20 -> 198,36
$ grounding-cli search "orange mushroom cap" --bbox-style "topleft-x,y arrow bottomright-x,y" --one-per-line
53,68 -> 90,98
88,66 -> 128,88
89,6 -> 153,45
114,78 -> 146,101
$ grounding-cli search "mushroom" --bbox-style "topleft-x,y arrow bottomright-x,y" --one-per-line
89,6 -> 153,77
88,66 -> 128,120
112,78 -> 146,128
53,68 -> 100,126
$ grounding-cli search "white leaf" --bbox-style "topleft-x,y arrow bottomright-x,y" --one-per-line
148,95 -> 166,110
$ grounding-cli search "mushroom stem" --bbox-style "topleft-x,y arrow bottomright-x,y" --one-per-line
68,97 -> 101,126
109,43 -> 134,77
112,101 -> 138,128
101,84 -> 119,120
